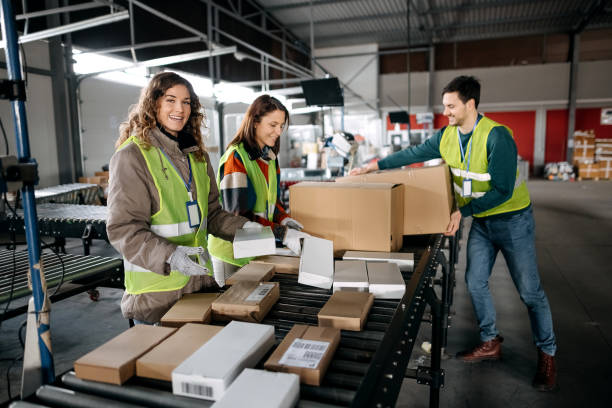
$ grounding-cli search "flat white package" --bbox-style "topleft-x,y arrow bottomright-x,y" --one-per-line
366,261 -> 406,299
333,260 -> 368,292
232,226 -> 276,258
211,369 -> 299,408
343,250 -> 414,272
298,237 -> 334,289
171,321 -> 275,401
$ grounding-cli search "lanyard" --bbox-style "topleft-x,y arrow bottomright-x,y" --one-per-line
457,116 -> 480,176
160,148 -> 193,193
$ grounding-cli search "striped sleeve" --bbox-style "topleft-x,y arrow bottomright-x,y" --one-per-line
218,152 -> 249,213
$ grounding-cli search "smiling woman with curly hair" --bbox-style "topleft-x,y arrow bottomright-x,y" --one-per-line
106,71 -> 257,324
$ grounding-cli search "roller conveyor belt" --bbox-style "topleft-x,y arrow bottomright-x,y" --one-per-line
0,249 -> 123,318
33,183 -> 102,205
5,203 -> 109,253
24,235 -> 446,408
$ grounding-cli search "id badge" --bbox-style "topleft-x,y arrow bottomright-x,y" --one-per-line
186,200 -> 200,228
462,179 -> 472,197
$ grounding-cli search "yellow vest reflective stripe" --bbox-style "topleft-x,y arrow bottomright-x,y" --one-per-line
118,136 -> 211,294
439,116 -> 531,218
208,143 -> 277,266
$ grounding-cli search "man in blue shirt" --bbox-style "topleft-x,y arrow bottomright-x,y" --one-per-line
351,76 -> 557,391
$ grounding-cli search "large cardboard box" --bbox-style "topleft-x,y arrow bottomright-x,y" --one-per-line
212,281 -> 280,322
172,321 -> 275,401
289,182 -> 404,252
578,163 -> 600,179
136,323 -> 223,381
212,369 -> 299,408
74,325 -> 176,385
318,291 -> 374,331
598,159 -> 612,179
226,263 -> 275,285
336,164 -> 453,235
160,293 -> 218,327
252,255 -> 300,275
264,324 -> 340,386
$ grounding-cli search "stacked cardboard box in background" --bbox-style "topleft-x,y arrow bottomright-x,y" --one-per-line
574,131 -> 612,180
595,138 -> 612,179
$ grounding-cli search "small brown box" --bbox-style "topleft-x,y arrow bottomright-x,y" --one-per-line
252,255 -> 300,275
212,281 -> 279,322
226,263 -> 275,285
74,325 -> 176,385
160,293 -> 218,327
318,291 -> 374,331
136,323 -> 223,381
264,324 -> 340,386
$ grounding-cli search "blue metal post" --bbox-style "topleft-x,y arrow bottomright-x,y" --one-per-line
0,0 -> 55,384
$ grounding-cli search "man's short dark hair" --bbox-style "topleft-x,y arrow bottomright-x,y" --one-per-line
442,76 -> 481,108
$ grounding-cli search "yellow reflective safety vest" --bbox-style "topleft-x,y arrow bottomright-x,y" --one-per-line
119,136 -> 211,294
439,116 -> 531,218
208,143 -> 277,266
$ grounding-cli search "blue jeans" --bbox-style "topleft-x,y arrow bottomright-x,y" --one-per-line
466,207 -> 556,355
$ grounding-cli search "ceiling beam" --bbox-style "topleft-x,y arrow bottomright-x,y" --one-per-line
292,11 -> 402,28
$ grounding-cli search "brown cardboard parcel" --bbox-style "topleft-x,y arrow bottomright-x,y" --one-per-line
318,291 -> 374,331
226,262 -> 275,285
252,255 -> 300,275
264,324 -> 340,386
74,325 -> 176,385
136,323 -> 223,381
289,182 -> 404,253
336,164 -> 453,235
160,293 -> 218,327
212,281 -> 280,322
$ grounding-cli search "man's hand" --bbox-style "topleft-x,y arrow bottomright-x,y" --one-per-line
349,161 -> 379,176
444,210 -> 462,236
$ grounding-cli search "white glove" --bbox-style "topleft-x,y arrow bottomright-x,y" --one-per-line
282,229 -> 311,256
242,221 -> 264,230
168,246 -> 211,277
281,217 -> 304,230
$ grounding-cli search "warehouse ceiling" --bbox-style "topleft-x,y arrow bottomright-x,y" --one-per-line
258,0 -> 612,48
7,0 -> 612,82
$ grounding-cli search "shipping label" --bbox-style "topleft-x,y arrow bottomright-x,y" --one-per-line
278,338 -> 330,369
245,283 -> 275,302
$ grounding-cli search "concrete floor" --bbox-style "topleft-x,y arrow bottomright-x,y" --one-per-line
1,179 -> 611,407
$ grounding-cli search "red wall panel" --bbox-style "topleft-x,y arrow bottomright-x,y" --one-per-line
545,109 -> 568,163
575,108 -> 612,139
483,111 -> 536,169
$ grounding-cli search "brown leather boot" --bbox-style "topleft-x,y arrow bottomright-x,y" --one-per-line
533,349 -> 557,391
456,335 -> 503,362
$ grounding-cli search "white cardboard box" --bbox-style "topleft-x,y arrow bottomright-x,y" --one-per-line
343,250 -> 414,272
171,321 -> 275,401
232,226 -> 276,258
367,262 -> 406,299
333,260 -> 368,293
211,369 -> 299,408
298,237 -> 334,289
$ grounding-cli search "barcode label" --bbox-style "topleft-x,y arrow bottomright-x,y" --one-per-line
278,338 -> 330,369
181,382 -> 213,398
245,283 -> 275,302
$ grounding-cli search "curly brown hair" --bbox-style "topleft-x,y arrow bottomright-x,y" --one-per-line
116,71 -> 206,161
228,94 -> 289,155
